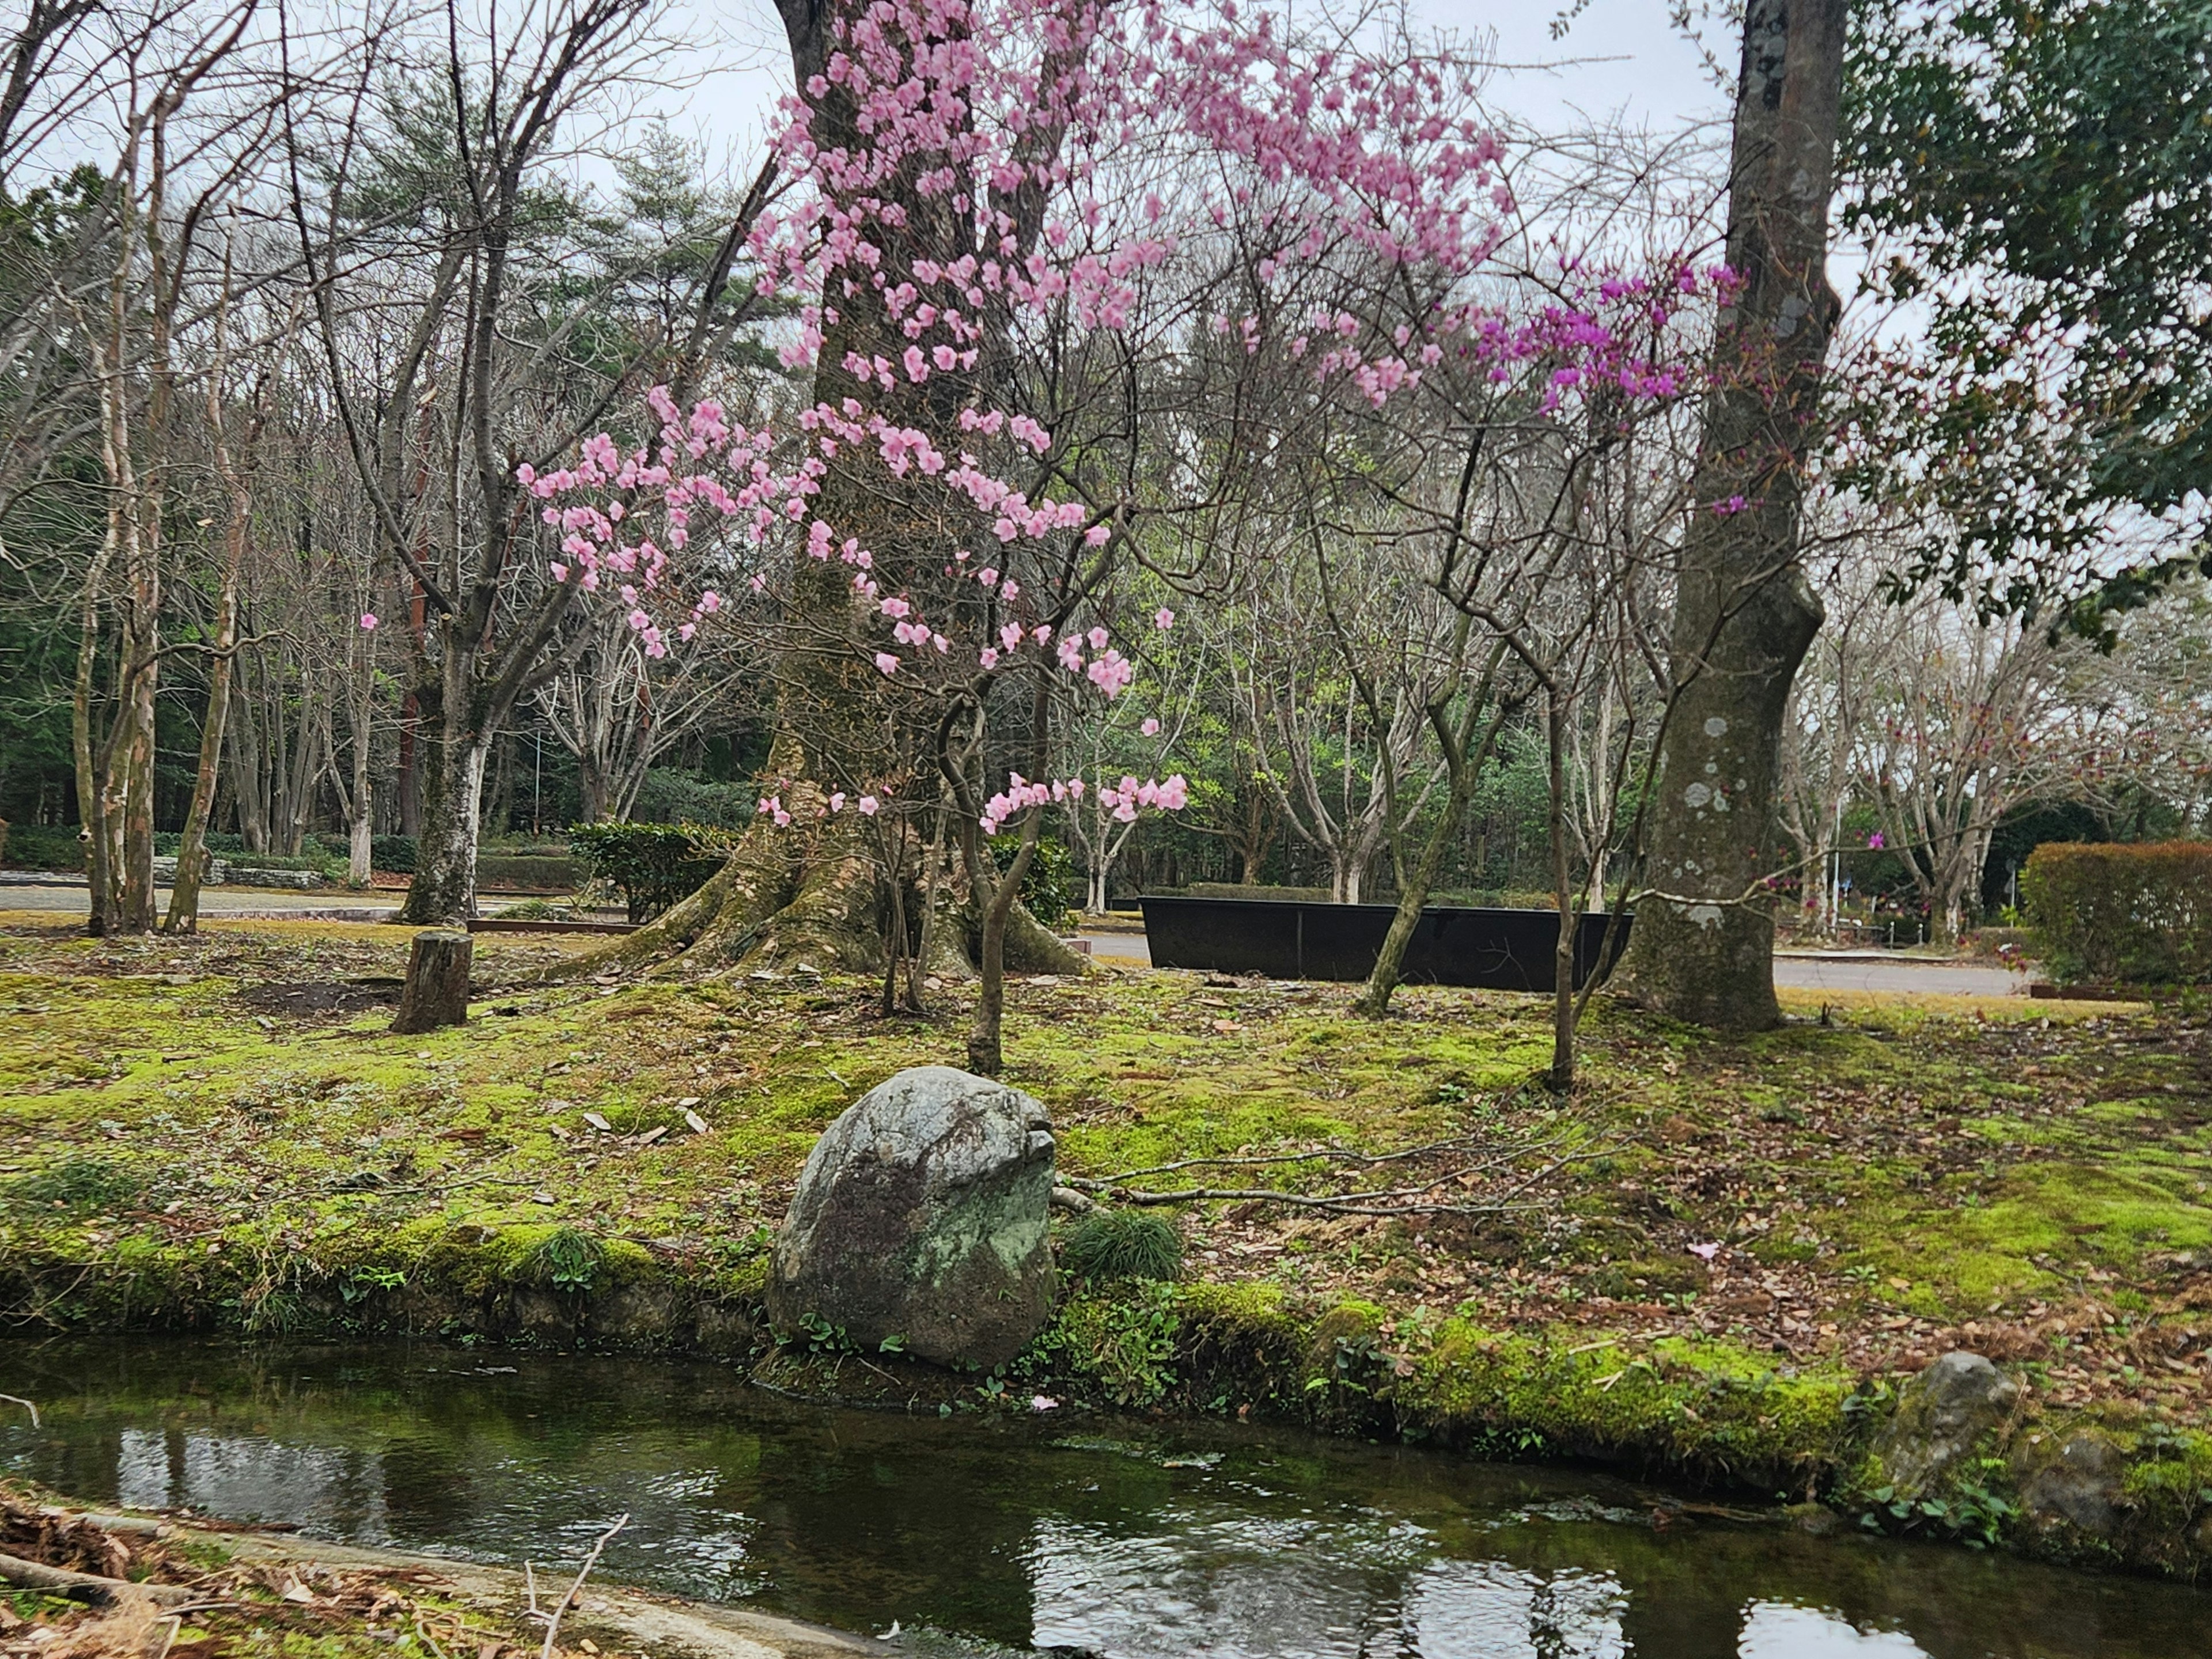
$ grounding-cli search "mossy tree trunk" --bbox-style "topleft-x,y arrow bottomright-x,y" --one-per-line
1611,0 -> 1844,1032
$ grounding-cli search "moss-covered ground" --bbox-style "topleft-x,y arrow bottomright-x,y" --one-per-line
4,911 -> 2209,1552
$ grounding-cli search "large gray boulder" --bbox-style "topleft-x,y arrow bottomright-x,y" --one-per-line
767,1066 -> 1056,1368
1869,1351 -> 2020,1498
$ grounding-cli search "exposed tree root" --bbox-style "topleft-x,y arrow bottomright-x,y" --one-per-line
547,812 -> 1085,986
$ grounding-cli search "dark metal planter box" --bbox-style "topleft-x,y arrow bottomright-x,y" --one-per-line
1137,896 -> 1631,991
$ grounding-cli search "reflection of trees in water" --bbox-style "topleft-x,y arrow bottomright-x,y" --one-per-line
112,1428 -> 388,1541
10,1341 -> 2212,1659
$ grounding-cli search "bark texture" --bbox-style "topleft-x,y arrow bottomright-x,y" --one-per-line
392,929 -> 474,1033
1612,0 -> 1844,1032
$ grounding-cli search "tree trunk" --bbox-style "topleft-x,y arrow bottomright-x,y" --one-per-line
1547,686 -> 1577,1090
71,588 -> 115,938
166,329 -> 256,934
1611,0 -> 1844,1032
399,736 -> 486,923
1356,686 -> 1510,1018
346,677 -> 374,887
396,691 -> 422,837
968,810 -> 1041,1077
162,578 -> 238,933
392,928 -> 472,1033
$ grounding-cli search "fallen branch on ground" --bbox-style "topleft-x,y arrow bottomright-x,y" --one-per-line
1071,1147 -> 1605,1219
527,1513 -> 627,1659
1062,1102 -> 1607,1218
0,1548 -> 199,1607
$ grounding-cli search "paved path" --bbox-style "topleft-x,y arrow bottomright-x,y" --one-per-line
3,886 -> 2028,997
1077,929 -> 2026,997
0,878 -> 401,921
1771,953 -> 2022,998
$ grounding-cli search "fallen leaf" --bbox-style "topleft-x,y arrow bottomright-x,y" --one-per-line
583,1112 -> 612,1132
634,1126 -> 668,1147
683,1109 -> 710,1135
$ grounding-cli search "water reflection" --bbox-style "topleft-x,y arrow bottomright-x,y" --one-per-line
112,1428 -> 390,1539
1,1340 -> 2203,1659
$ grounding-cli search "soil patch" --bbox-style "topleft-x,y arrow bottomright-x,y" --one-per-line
233,979 -> 402,1018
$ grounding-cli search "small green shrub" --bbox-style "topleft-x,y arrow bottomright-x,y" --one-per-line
513,1226 -> 600,1293
569,821 -> 736,921
1063,1208 -> 1183,1283
990,831 -> 1077,918
2022,841 -> 2212,984
1023,1283 -> 1182,1406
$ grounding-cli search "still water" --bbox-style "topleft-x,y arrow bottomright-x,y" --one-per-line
1,1339 -> 2205,1659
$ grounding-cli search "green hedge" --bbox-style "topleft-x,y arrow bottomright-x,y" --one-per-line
2021,841 -> 2212,985
476,852 -> 579,891
1,824 -> 84,872
569,821 -> 734,921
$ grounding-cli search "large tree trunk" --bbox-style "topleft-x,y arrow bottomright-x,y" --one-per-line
399,729 -> 487,923
558,0 -> 1083,990
1611,0 -> 1844,1032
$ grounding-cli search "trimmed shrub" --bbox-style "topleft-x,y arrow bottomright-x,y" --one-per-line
476,852 -> 578,891
2021,841 -> 2212,985
569,820 -> 736,921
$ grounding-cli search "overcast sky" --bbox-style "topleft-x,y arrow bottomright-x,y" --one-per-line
651,0 -> 1732,175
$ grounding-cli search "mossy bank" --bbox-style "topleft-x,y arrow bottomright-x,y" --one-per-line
4,912 -> 2209,1581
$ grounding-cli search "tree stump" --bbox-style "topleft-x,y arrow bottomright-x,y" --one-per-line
392,929 -> 472,1033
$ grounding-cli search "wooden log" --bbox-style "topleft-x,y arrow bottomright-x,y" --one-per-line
391,929 -> 472,1033
0,1548 -> 198,1607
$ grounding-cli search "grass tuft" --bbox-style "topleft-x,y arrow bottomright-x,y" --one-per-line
1063,1208 -> 1183,1283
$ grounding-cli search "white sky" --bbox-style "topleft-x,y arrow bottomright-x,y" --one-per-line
648,0 -> 1731,180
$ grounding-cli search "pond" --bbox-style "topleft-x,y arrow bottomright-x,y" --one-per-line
1,1339 -> 2203,1658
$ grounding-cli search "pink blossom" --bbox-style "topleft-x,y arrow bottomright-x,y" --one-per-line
1141,718 -> 1161,737
1688,1242 -> 1722,1262
359,613 -> 378,631
874,652 -> 900,675
857,796 -> 880,816
1154,608 -> 1175,630
831,791 -> 847,812
1866,831 -> 1886,850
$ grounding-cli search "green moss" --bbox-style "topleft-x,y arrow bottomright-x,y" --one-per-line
1395,1323 -> 1854,1490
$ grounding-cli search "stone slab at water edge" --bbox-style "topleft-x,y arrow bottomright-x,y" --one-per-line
766,1065 -> 1057,1367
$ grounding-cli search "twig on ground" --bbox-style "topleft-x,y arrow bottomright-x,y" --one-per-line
533,1514 -> 628,1659
1064,1119 -> 1609,1218
0,1394 -> 37,1426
